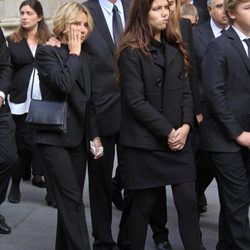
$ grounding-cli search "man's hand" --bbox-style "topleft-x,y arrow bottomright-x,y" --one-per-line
196,113 -> 203,124
235,132 -> 250,148
46,37 -> 61,47
0,96 -> 3,109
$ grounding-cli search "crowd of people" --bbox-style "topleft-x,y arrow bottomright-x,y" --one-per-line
0,0 -> 250,250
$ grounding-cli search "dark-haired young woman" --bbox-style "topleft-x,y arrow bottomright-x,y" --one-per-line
7,0 -> 52,204
116,0 -> 202,249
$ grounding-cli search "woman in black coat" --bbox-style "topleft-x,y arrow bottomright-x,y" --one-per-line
7,0 -> 51,204
116,0 -> 202,249
35,2 -> 102,250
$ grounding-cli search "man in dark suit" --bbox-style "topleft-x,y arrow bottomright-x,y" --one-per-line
200,0 -> 250,248
0,27 -> 17,234
82,1 -> 130,249
192,0 -> 228,213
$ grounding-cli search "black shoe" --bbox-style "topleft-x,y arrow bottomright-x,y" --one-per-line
8,185 -> 21,203
32,175 -> 46,188
155,241 -> 172,250
0,215 -> 11,234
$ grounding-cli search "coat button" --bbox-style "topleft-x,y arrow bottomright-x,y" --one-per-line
155,79 -> 162,87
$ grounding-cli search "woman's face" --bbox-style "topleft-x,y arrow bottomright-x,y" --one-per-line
20,5 -> 41,31
67,12 -> 89,44
148,0 -> 169,40
168,0 -> 176,12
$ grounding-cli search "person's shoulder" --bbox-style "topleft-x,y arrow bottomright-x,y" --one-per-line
120,46 -> 140,58
36,45 -> 59,58
193,21 -> 210,34
82,0 -> 94,9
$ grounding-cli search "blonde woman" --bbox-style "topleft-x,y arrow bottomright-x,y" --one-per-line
35,2 -> 101,250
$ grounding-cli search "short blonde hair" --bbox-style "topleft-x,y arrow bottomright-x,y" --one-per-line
224,0 -> 249,23
52,2 -> 93,39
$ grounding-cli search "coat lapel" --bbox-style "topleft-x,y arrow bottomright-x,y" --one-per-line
226,27 -> 250,73
80,54 -> 91,99
21,39 -> 35,59
88,0 -> 115,54
199,22 -> 215,48
164,42 -> 178,70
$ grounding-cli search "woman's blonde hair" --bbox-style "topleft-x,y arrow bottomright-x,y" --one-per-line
52,2 -> 93,39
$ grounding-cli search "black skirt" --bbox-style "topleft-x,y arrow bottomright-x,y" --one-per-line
123,142 -> 196,190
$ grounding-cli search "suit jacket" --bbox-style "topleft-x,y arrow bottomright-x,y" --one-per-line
200,26 -> 250,152
83,0 -> 130,136
119,43 -> 193,151
35,45 -> 98,147
180,18 -> 201,115
7,37 -> 39,104
0,28 -> 11,114
193,21 -> 214,102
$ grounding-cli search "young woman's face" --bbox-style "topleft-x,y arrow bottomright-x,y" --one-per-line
148,0 -> 169,39
20,5 -> 41,31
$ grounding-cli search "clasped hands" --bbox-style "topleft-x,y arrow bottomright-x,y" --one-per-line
167,124 -> 190,151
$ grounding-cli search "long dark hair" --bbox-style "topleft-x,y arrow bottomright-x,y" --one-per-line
116,0 -> 190,74
10,0 -> 50,44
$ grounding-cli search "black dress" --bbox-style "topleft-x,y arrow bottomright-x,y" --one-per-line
123,40 -> 196,190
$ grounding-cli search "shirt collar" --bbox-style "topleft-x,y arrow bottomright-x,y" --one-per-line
210,18 -> 229,38
99,0 -> 123,15
232,25 -> 250,42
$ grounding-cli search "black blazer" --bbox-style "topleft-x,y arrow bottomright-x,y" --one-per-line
0,28 -> 11,114
7,37 -> 39,104
201,27 -> 250,152
193,21 -> 214,102
119,44 -> 193,151
83,0 -> 130,136
180,18 -> 201,115
35,45 -> 98,148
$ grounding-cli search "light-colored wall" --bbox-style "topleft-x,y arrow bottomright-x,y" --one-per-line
0,0 -> 84,36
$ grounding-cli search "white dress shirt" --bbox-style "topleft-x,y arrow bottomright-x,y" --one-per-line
99,0 -> 125,42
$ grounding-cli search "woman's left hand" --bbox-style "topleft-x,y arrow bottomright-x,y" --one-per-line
167,124 -> 190,151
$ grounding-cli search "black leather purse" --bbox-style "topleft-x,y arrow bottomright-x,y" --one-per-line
25,51 -> 67,133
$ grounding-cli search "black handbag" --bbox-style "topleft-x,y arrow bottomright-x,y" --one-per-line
25,51 -> 67,133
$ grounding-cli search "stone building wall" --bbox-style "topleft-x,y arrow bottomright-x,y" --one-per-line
0,0 -> 84,36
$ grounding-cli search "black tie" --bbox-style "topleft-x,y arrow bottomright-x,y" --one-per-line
112,5 -> 123,44
244,38 -> 250,60
220,29 -> 225,34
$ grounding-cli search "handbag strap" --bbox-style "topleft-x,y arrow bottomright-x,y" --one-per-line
30,49 -> 67,101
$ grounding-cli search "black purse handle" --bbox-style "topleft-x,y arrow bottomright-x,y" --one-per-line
30,49 -> 67,101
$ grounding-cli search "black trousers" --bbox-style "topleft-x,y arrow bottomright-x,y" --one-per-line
129,182 -> 201,250
117,187 -> 169,249
38,143 -> 90,250
207,150 -> 250,250
12,114 -> 45,178
88,135 -> 119,250
0,112 -> 17,204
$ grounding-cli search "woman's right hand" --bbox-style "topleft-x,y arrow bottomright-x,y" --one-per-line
68,25 -> 81,56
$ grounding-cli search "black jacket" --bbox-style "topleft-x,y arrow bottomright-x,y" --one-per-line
119,43 -> 193,151
0,28 -> 12,114
83,0 -> 130,136
201,27 -> 250,152
35,45 -> 98,147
